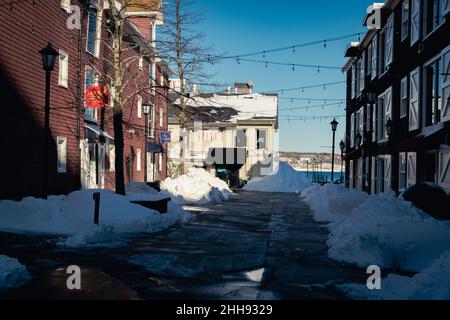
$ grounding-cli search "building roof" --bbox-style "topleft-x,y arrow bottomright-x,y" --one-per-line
169,92 -> 278,125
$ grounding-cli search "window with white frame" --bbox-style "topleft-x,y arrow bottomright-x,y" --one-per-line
137,95 -> 142,118
401,76 -> 409,118
148,106 -> 155,137
401,0 -> 410,40
61,0 -> 71,13
86,7 -> 101,57
425,0 -> 445,35
399,152 -> 407,190
149,61 -> 156,91
424,57 -> 443,126
256,129 -> 267,150
350,112 -> 355,147
377,94 -> 386,141
137,149 -> 142,172
379,28 -> 386,73
58,50 -> 69,88
57,137 -> 67,173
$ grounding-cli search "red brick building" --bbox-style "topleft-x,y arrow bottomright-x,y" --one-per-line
0,0 -> 171,200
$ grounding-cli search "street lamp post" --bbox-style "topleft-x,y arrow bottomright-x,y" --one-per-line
339,140 -> 345,184
143,102 -> 152,183
39,42 -> 59,199
330,118 -> 338,183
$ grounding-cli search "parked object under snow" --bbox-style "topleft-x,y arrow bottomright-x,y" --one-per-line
161,168 -> 233,205
0,255 -> 30,293
0,189 -> 192,247
401,183 -> 450,220
243,162 -> 312,193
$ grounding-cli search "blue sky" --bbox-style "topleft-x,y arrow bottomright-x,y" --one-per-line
190,0 -> 373,152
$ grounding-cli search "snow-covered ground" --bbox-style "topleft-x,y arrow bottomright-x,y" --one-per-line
0,188 -> 192,248
301,183 -> 450,299
243,162 -> 311,193
0,255 -> 30,293
161,168 -> 233,205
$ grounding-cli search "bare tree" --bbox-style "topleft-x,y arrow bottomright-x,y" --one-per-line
157,0 -> 214,177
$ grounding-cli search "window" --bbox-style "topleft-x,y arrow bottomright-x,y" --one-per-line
377,95 -> 386,140
425,0 -> 444,35
350,112 -> 355,147
366,44 -> 372,77
377,88 -> 392,140
424,57 -> 442,126
256,129 -> 267,150
379,29 -> 386,73
371,35 -> 378,80
57,137 -> 67,173
137,149 -> 142,172
84,67 -> 98,121
236,129 -> 247,147
61,0 -> 71,13
399,152 -> 407,191
159,108 -> 164,128
159,153 -> 163,172
149,61 -> 156,91
401,76 -> 409,118
137,95 -> 142,118
108,144 -> 115,172
376,157 -> 385,193
351,65 -> 356,99
58,50 -> 69,88
148,106 -> 155,137
86,7 -> 101,57
401,0 -> 410,40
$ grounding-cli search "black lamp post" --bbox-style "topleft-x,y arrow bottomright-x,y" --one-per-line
143,102 -> 152,183
39,42 -> 59,199
339,140 -> 345,184
330,118 -> 338,183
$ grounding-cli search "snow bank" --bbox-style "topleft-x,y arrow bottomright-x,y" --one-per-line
243,162 -> 312,193
0,189 -> 192,247
339,251 -> 450,300
302,186 -> 450,273
0,255 -> 30,292
161,168 -> 233,205
302,183 -> 368,223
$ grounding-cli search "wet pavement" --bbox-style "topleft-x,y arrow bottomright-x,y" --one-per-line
0,191 -> 366,300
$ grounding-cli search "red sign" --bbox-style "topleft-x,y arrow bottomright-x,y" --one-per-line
85,86 -> 109,108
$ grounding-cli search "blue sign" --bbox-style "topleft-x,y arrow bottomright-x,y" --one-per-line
160,132 -> 171,144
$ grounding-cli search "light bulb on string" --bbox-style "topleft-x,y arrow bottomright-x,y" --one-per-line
263,51 -> 266,59
323,40 -> 327,49
292,46 -> 296,53
265,61 -> 268,68
317,66 -> 320,73
292,65 -> 295,71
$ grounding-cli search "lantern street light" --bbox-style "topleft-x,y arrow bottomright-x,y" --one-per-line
39,42 -> 59,199
330,118 -> 339,183
143,101 -> 153,183
339,140 -> 345,184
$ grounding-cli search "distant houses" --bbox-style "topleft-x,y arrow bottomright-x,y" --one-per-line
168,82 -> 279,187
343,0 -> 450,194
0,0 -> 170,199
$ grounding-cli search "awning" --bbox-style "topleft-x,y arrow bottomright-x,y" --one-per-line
396,123 -> 444,152
84,124 -> 114,141
148,142 -> 163,153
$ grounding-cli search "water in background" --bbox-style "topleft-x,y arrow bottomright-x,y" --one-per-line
297,170 -> 344,184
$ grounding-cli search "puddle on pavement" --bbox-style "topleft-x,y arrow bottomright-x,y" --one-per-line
244,268 -> 265,282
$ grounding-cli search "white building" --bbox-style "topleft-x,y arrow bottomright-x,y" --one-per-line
168,82 -> 279,186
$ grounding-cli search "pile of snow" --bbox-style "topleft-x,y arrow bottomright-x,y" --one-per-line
0,189 -> 192,247
0,255 -> 30,293
243,162 -> 312,193
161,168 -> 233,205
302,184 -> 450,299
339,251 -> 450,300
302,184 -> 368,224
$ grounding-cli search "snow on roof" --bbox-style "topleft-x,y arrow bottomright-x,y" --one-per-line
180,93 -> 278,123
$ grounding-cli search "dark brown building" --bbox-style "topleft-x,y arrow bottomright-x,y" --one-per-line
343,0 -> 450,194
